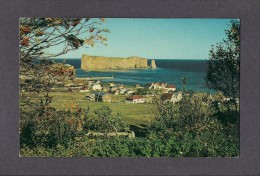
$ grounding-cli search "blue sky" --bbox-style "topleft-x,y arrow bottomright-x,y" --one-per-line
54,18 -> 237,60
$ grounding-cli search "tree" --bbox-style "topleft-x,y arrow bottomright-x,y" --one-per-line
180,76 -> 188,92
206,20 -> 240,100
135,88 -> 150,95
20,18 -> 109,62
19,18 -> 109,98
91,106 -> 129,135
19,18 -> 110,138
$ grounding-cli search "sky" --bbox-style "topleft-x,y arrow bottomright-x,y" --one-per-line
52,18 -> 238,60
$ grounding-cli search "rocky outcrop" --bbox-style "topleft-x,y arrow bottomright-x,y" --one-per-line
81,54 -> 148,70
150,59 -> 156,68
49,63 -> 75,76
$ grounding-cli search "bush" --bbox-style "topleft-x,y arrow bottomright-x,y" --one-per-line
90,106 -> 129,134
147,92 -> 239,157
20,103 -> 89,149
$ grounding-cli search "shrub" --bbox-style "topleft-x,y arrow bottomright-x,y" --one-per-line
20,102 -> 90,149
90,106 -> 129,134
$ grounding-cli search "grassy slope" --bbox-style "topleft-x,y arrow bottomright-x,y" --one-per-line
47,92 -> 154,128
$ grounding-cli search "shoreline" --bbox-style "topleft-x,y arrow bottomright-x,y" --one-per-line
75,76 -> 114,81
79,67 -> 153,72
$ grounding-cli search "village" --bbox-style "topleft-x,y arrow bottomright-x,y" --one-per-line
19,62 -> 185,131
50,78 -> 183,104
19,63 -> 238,107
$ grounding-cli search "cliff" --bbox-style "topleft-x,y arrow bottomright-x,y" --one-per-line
150,60 -> 157,68
81,54 -> 148,70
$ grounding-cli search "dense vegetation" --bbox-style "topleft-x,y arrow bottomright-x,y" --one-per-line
206,20 -> 240,102
19,18 -> 239,157
20,91 -> 239,157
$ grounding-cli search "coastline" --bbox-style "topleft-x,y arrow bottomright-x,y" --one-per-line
51,58 -> 210,92
75,76 -> 114,81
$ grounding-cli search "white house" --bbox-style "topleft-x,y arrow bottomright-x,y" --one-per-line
148,82 -> 167,90
92,83 -> 102,90
119,88 -> 127,94
108,82 -> 115,87
108,86 -> 118,93
126,90 -> 135,95
134,84 -> 141,88
113,90 -> 119,95
87,81 -> 94,87
118,84 -> 124,89
126,95 -> 145,104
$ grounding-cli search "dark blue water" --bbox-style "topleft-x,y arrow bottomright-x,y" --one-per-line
51,58 -> 212,92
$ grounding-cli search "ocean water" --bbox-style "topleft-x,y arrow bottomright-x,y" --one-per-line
52,58 -> 212,92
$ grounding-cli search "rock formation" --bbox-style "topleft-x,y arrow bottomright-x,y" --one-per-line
150,59 -> 157,68
81,54 -> 148,70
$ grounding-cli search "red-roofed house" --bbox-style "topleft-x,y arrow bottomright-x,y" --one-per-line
79,85 -> 89,92
163,84 -> 176,93
125,95 -> 145,103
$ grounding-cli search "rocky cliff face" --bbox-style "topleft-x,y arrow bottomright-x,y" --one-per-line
81,54 -> 148,70
150,59 -> 157,68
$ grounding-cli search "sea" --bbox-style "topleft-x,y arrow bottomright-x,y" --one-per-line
51,58 -> 213,93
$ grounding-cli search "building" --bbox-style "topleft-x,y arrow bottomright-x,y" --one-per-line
92,83 -> 102,90
113,90 -> 119,95
134,84 -> 141,88
126,95 -> 145,103
108,86 -> 118,93
108,82 -> 115,87
119,88 -> 127,94
126,90 -> 135,95
67,86 -> 81,92
155,82 -> 167,89
87,81 -> 94,86
118,84 -> 124,89
163,84 -> 176,93
147,82 -> 167,90
161,92 -> 182,103
79,85 -> 89,92
174,93 -> 183,103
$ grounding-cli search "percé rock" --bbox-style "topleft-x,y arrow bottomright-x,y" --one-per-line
150,59 -> 157,68
81,54 -> 148,70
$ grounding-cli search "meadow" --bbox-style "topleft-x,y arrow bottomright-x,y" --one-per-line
20,92 -> 154,128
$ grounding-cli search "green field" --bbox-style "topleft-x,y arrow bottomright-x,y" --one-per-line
44,92 -> 154,128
